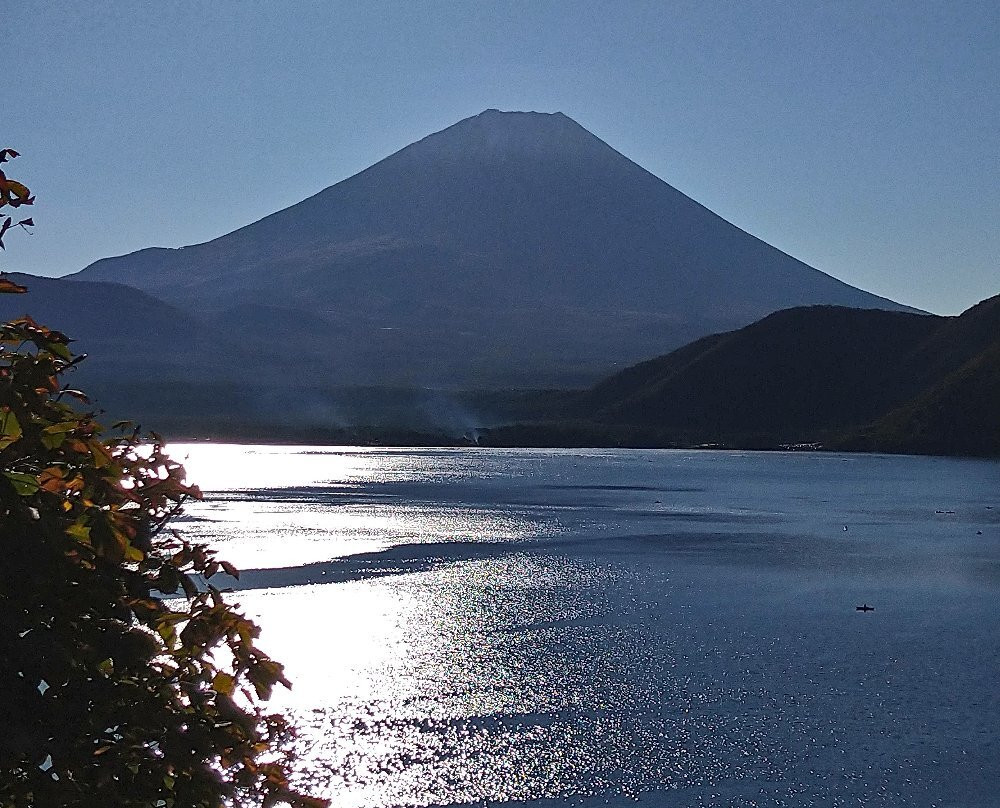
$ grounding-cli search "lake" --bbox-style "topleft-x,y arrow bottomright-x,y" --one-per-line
168,445 -> 1000,807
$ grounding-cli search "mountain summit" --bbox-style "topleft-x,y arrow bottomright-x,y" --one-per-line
72,110 -> 913,387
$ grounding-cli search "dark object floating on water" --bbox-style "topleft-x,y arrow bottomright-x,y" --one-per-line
856,604 -> 875,612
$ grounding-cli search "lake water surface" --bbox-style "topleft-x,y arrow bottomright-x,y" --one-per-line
168,445 -> 1000,807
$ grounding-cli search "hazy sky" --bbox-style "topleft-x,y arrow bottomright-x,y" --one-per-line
6,1 -> 998,314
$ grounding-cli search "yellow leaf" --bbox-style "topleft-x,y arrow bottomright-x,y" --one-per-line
213,672 -> 236,696
42,421 -> 79,435
89,440 -> 113,469
66,523 -> 92,544
0,408 -> 21,445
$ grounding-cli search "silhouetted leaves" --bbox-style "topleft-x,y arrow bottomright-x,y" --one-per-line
0,311 -> 327,807
0,150 -> 34,254
0,155 -> 327,807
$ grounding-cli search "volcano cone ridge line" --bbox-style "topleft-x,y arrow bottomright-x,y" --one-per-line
70,109 -> 914,388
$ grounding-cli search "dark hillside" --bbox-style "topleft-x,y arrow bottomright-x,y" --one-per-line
484,293 -> 999,455
896,292 -> 1000,385
581,332 -> 730,407
583,306 -> 941,439
843,346 -> 1000,456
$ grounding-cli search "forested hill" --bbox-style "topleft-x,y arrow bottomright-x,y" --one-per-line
484,293 -> 1000,456
580,306 -> 941,435
838,294 -> 1000,455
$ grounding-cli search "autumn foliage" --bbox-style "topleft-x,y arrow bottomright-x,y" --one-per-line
0,154 -> 326,807
0,149 -> 34,251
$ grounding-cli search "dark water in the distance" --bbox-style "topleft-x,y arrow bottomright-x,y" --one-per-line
170,445 -> 1000,807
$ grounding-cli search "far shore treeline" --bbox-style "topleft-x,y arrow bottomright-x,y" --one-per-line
41,292 -> 996,459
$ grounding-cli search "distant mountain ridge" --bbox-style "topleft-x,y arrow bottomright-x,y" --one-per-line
0,273 -> 242,383
69,109 -> 914,389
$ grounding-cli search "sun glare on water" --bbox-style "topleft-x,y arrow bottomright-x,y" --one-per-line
167,443 -> 398,491
156,444 -> 1000,807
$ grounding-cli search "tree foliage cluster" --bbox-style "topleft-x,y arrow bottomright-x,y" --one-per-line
0,149 -> 34,250
0,153 -> 326,806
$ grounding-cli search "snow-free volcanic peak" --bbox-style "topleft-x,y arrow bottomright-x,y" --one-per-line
70,110 -> 915,388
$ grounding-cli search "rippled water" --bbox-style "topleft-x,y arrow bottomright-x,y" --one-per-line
169,445 -> 1000,807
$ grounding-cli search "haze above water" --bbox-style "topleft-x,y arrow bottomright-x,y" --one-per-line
170,445 -> 1000,807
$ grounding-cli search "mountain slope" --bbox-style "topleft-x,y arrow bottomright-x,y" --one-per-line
578,306 -> 942,439
844,342 -> 1000,456
893,292 -> 1000,384
70,109 -> 914,388
0,273 -> 232,377
0,273 -> 256,422
495,292 -> 997,453
839,293 -> 1000,455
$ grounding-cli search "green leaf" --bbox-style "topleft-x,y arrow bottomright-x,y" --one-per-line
0,408 -> 22,448
41,431 -> 66,449
4,471 -> 38,495
157,622 -> 178,648
45,340 -> 72,360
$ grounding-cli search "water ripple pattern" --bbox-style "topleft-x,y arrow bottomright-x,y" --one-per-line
167,445 -> 1000,807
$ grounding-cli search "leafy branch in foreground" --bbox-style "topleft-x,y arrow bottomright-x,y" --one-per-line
0,148 -> 35,251
0,159 -> 326,807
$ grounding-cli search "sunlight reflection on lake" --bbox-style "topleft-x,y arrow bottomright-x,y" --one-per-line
166,444 -> 1000,808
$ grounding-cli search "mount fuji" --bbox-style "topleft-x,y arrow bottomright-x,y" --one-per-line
69,109 -> 913,389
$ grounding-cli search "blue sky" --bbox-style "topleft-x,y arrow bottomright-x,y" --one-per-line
6,1 -> 998,314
